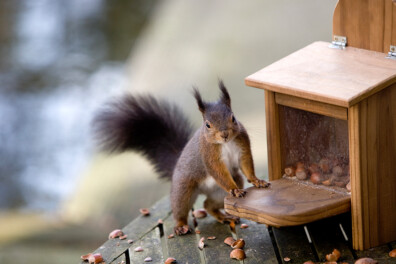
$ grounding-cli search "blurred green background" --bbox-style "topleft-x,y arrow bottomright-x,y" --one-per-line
0,0 -> 336,263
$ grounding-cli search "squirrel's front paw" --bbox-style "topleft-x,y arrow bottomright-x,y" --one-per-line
174,225 -> 191,235
251,179 -> 271,188
230,189 -> 246,197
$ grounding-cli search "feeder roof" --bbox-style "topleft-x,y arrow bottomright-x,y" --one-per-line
246,41 -> 396,107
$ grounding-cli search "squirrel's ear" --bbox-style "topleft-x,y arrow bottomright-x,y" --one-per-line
218,80 -> 231,108
193,87 -> 205,113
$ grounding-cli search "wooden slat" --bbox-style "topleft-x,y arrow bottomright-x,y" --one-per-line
225,178 -> 351,227
163,215 -> 202,264
81,196 -> 171,264
195,215 -> 237,264
272,226 -> 316,263
235,219 -> 278,264
265,90 -> 282,181
307,215 -> 355,262
275,93 -> 348,120
245,42 -> 396,108
129,227 -> 164,263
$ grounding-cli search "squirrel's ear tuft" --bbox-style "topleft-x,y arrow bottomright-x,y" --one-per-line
193,86 -> 205,113
218,80 -> 231,108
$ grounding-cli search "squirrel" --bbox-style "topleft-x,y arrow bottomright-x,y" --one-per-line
93,80 -> 270,235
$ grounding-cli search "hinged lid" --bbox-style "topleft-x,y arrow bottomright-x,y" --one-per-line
245,41 -> 396,107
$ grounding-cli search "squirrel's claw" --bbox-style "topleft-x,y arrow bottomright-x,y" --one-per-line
251,179 -> 270,188
174,225 -> 192,235
230,188 -> 246,197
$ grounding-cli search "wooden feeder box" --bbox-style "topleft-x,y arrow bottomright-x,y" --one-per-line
225,0 -> 396,250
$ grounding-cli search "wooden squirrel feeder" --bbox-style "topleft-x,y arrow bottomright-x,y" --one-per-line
225,0 -> 396,250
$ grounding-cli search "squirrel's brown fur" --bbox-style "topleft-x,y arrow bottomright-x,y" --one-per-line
93,80 -> 270,235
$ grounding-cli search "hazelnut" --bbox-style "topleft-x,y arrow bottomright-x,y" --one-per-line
165,257 -> 176,264
310,172 -> 322,184
296,162 -> 305,169
127,239 -> 133,244
332,165 -> 343,176
88,253 -> 103,264
139,208 -> 150,216
81,253 -> 92,261
326,249 -> 340,262
346,181 -> 351,192
224,236 -> 236,246
193,209 -> 207,218
119,234 -> 128,240
354,258 -> 378,264
230,249 -> 246,260
144,257 -> 152,262
296,167 -> 308,180
389,249 -> 396,257
284,166 -> 296,177
303,261 -> 315,264
207,236 -> 216,240
319,158 -> 331,173
322,179 -> 333,186
332,249 -> 341,259
284,257 -> 291,262
308,163 -> 320,174
167,234 -> 175,239
198,237 -> 205,250
108,229 -> 124,239
134,246 -> 144,252
240,223 -> 249,229
231,238 -> 245,249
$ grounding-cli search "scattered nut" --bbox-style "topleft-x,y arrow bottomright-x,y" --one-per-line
193,209 -> 208,218
334,181 -> 347,188
240,223 -> 249,229
284,257 -> 291,262
346,181 -> 351,192
354,258 -> 378,264
224,236 -> 236,246
231,238 -> 245,249
322,179 -> 332,186
134,246 -> 144,252
88,253 -> 103,264
195,230 -> 201,234
144,257 -> 152,262
308,163 -> 320,174
319,158 -> 331,173
296,162 -> 305,169
310,172 -> 322,184
165,257 -> 176,264
157,219 -> 163,224
207,236 -> 216,240
303,261 -> 315,264
198,237 -> 205,250
230,249 -> 246,260
326,253 -> 338,262
109,229 -> 124,239
119,234 -> 128,240
389,249 -> 396,257
127,239 -> 133,244
167,234 -> 175,239
139,208 -> 150,216
285,166 -> 296,177
332,165 -> 343,176
332,249 -> 341,260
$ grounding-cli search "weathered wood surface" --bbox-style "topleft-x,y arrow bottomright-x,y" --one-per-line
245,41 -> 396,108
224,178 -> 351,227
82,196 -> 396,264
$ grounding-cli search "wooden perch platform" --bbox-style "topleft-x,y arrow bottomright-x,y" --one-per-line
81,196 -> 396,264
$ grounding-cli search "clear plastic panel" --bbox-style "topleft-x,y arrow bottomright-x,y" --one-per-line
279,106 -> 350,191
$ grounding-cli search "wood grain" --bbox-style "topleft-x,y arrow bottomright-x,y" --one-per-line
224,178 -> 351,227
245,41 -> 396,108
275,93 -> 348,120
332,0 -> 396,53
129,227 -> 164,263
265,90 -> 282,181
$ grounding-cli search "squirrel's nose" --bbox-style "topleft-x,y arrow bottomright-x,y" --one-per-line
221,131 -> 229,140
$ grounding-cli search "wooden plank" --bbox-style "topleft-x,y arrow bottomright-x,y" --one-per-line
265,90 -> 282,181
275,93 -> 348,120
195,214 -> 236,263
272,226 -> 316,263
224,178 -> 351,227
245,42 -> 396,108
235,219 -> 278,264
163,215 -> 202,264
80,196 -> 171,264
307,215 -> 355,262
129,227 -> 164,263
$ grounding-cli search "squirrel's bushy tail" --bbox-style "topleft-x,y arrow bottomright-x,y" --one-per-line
92,94 -> 193,179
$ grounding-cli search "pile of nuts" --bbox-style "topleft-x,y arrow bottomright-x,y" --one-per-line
284,157 -> 350,191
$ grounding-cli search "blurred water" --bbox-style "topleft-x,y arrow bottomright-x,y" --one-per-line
0,0 -> 156,211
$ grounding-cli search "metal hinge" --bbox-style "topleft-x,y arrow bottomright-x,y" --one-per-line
329,35 -> 347,49
386,45 -> 396,60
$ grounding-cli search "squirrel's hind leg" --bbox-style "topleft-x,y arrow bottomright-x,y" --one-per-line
203,196 -> 240,224
171,186 -> 199,235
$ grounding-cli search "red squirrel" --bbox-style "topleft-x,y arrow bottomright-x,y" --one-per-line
93,80 -> 270,235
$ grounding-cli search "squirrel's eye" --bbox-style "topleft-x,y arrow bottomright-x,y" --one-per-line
232,115 -> 236,123
205,122 -> 211,128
